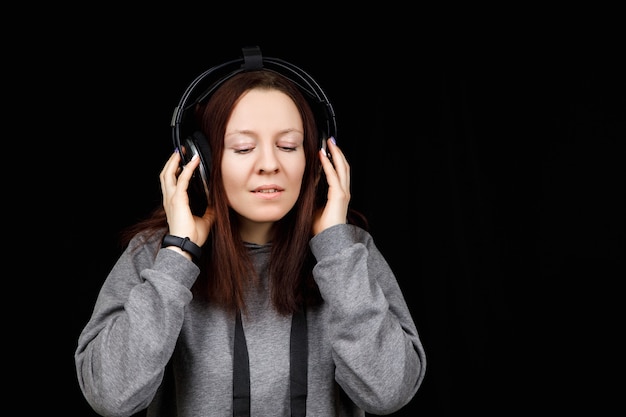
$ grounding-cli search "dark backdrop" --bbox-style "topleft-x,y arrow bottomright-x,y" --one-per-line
35,17 -> 623,417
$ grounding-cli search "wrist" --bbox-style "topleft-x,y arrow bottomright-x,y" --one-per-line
162,234 -> 202,261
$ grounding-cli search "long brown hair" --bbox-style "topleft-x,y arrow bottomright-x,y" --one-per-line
120,70 -> 367,315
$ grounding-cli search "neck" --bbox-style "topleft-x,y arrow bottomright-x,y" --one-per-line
238,218 -> 275,245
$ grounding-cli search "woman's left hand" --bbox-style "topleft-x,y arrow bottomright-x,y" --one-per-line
313,137 -> 351,235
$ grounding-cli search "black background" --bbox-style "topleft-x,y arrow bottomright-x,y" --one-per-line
25,11 -> 623,417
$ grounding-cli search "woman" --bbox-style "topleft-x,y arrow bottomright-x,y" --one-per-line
75,62 -> 426,416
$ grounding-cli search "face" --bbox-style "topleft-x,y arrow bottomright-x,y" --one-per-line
221,88 -> 306,228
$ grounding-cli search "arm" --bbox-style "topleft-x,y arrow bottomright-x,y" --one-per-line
310,223 -> 426,415
74,233 -> 199,417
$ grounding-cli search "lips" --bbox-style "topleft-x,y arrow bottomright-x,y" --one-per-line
252,185 -> 284,193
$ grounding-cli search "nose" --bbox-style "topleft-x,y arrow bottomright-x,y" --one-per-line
257,144 -> 279,173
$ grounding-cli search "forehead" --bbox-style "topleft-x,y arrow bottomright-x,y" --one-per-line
228,89 -> 302,126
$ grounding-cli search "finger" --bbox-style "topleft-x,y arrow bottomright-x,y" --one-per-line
160,150 -> 182,196
177,153 -> 201,185
160,150 -> 179,178
319,147 -> 339,188
325,138 -> 350,189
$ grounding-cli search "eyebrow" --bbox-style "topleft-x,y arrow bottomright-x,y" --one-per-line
225,128 -> 304,137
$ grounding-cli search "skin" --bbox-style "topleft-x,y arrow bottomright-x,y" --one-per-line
159,88 -> 351,258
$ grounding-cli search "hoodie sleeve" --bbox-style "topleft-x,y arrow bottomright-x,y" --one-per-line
309,224 -> 426,415
74,233 -> 199,417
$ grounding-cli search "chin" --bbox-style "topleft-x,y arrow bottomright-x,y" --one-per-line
240,210 -> 291,224
251,215 -> 288,223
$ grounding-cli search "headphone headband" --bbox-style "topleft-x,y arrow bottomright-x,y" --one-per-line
171,46 -> 337,151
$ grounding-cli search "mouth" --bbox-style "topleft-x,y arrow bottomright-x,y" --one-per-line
254,189 -> 281,193
252,185 -> 285,193
252,185 -> 285,199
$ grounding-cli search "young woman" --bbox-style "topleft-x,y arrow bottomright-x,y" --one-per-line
75,56 -> 426,416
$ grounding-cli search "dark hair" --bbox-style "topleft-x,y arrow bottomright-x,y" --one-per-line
120,70 -> 367,315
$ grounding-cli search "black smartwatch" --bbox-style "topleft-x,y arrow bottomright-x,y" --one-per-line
162,234 -> 202,261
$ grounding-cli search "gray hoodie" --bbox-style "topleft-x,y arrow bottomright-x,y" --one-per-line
75,224 -> 426,416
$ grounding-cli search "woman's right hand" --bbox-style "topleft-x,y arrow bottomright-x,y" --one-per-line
159,150 -> 214,247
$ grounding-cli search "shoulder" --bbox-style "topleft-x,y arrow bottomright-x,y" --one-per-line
310,224 -> 373,255
125,228 -> 167,260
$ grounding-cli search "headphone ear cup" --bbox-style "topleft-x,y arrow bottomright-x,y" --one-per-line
191,131 -> 212,175
182,131 -> 211,215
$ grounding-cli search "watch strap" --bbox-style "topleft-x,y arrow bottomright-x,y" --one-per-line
162,234 -> 202,261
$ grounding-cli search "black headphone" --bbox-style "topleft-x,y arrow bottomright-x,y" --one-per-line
170,46 -> 337,214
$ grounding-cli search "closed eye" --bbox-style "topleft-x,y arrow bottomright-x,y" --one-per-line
232,145 -> 299,154
278,146 -> 298,152
234,148 -> 254,154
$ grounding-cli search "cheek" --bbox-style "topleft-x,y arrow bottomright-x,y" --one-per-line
285,158 -> 306,198
285,154 -> 306,178
221,158 -> 245,192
